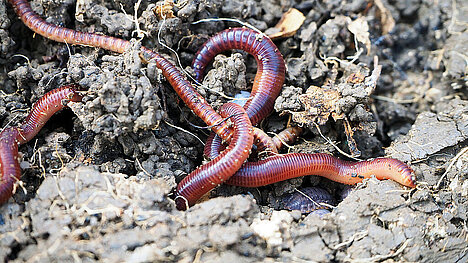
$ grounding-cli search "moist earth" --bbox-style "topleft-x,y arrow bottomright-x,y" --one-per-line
1,0 -> 467,262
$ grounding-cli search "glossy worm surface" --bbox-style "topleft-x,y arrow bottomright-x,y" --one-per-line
272,126 -> 303,152
0,86 -> 82,205
282,187 -> 335,214
18,84 -> 82,144
0,128 -> 21,204
204,129 -> 416,188
9,0 -> 131,53
194,28 -> 287,149
225,153 -> 416,188
193,28 -> 286,125
204,127 -> 277,160
175,103 -> 253,210
205,126 -> 303,160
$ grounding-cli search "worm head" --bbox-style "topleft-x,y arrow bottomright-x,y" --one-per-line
401,166 -> 417,188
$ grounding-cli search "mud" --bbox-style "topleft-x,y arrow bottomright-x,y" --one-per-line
1,0 -> 467,262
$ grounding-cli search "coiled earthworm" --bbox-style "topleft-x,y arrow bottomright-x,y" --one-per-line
193,28 -> 286,125
18,84 -> 82,144
8,0 -> 233,140
175,103 -> 253,210
281,187 -> 335,214
225,153 -> 416,188
194,28 -> 286,158
0,128 -> 21,204
0,86 -> 82,205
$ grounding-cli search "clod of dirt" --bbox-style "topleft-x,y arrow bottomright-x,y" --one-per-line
68,46 -> 163,139
0,0 -> 13,54
10,164 -> 174,262
387,99 -> 468,163
198,53 -> 248,110
250,210 -> 293,248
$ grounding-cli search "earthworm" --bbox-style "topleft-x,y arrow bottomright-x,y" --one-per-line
204,127 -> 277,160
0,128 -> 21,204
18,84 -> 82,144
8,0 -> 233,140
9,0 -> 131,53
193,27 -> 286,125
281,187 -> 335,214
205,127 -> 415,187
225,153 -> 416,188
0,86 -> 82,205
175,103 -> 253,210
272,126 -> 303,152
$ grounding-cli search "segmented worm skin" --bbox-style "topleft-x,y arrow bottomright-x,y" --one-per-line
204,127 -> 277,160
193,28 -> 286,126
225,153 -> 416,188
0,86 -> 82,205
281,187 -> 335,214
203,132 -> 222,159
252,128 -> 277,156
18,84 -> 82,144
175,103 -> 254,210
140,48 -> 231,140
272,126 -> 303,152
205,126 -> 302,160
9,0 -> 232,141
9,0 -> 130,53
0,128 -> 21,204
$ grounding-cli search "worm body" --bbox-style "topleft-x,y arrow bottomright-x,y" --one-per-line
272,126 -> 303,152
204,127 -> 277,160
18,85 -> 82,144
0,128 -> 21,204
205,126 -> 302,161
282,187 -> 335,214
225,153 -> 416,188
193,28 -> 286,125
175,103 -> 253,210
0,86 -> 82,205
9,0 -> 130,53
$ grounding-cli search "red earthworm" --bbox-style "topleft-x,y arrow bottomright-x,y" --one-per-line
0,86 -> 82,205
193,28 -> 286,125
225,153 -> 416,188
17,84 -> 82,144
204,125 -> 415,188
272,126 -> 303,152
175,103 -> 253,210
9,0 -> 130,53
8,0 -> 233,140
281,187 -> 335,214
0,128 -> 21,204
195,28 -> 286,157
204,127 -> 277,160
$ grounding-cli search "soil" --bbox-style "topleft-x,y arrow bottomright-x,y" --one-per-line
1,0 -> 467,262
